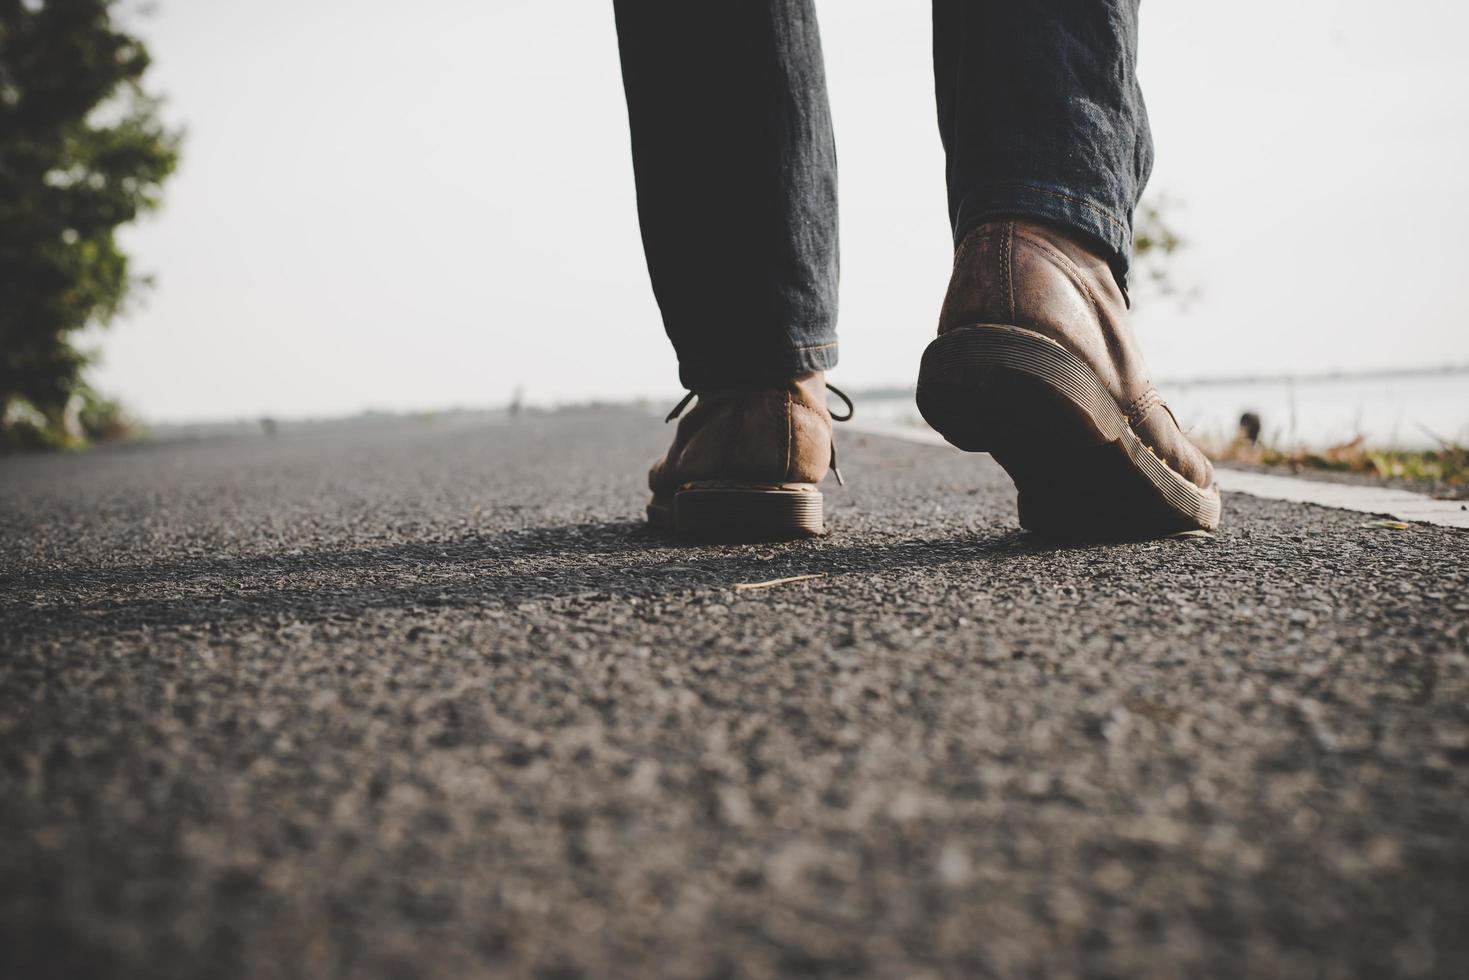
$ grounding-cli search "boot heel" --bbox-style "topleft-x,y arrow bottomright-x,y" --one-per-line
916,324 -> 1221,535
669,483 -> 823,541
916,324 -> 1119,452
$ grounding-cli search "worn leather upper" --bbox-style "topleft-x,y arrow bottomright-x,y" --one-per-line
938,219 -> 1214,488
648,372 -> 832,496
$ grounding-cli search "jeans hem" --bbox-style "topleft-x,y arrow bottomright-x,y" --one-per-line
678,341 -> 838,391
953,181 -> 1134,285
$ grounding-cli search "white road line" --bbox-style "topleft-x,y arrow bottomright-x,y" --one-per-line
846,421 -> 1469,530
1211,470 -> 1469,528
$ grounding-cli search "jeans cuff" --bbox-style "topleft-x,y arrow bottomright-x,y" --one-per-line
953,181 -> 1134,287
678,340 -> 838,391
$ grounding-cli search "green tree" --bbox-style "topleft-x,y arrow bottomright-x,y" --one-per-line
1132,193 -> 1196,307
0,0 -> 180,449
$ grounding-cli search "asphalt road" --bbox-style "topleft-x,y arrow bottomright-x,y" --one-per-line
2,409 -> 1467,980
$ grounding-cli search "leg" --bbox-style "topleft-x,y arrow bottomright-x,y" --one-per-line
615,2 -> 843,539
613,0 -> 839,390
932,0 -> 1151,288
920,1 -> 1220,536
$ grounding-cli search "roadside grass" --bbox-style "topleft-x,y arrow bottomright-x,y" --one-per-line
1209,434 -> 1468,487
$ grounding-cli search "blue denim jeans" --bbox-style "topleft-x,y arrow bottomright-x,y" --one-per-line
614,0 -> 1151,390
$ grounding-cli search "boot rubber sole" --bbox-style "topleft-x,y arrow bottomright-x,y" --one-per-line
916,324 -> 1222,536
648,481 -> 824,541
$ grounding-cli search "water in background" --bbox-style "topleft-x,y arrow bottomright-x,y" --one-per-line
857,370 -> 1468,450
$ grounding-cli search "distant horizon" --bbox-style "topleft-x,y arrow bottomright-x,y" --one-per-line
137,359 -> 1469,430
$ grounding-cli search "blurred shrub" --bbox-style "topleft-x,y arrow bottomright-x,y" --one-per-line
0,0 -> 181,450
1132,194 -> 1195,305
0,387 -> 137,453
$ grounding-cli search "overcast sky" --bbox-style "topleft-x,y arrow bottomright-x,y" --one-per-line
91,0 -> 1469,422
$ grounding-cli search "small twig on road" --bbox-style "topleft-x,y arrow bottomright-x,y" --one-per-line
734,572 -> 827,592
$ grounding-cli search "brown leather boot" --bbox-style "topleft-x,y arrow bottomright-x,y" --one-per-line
916,219 -> 1221,536
648,372 -> 845,540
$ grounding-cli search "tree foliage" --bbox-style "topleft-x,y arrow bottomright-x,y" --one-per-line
1132,194 -> 1195,307
0,0 -> 180,446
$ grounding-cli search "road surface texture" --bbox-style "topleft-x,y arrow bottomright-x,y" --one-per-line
3,409 -> 1467,980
